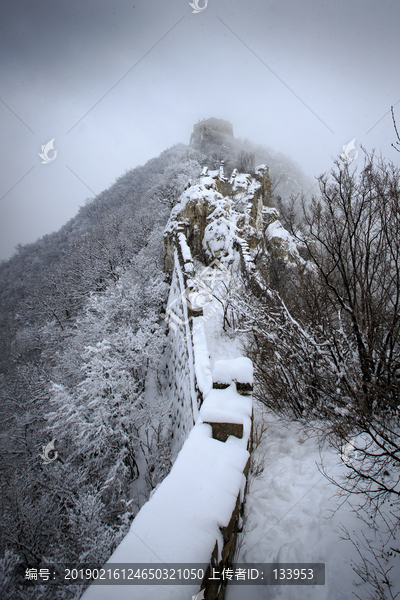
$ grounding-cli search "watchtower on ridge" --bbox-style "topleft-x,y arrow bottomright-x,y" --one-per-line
190,118 -> 234,146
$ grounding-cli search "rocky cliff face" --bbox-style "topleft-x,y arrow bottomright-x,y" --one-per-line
164,160 -> 306,291
164,163 -> 274,271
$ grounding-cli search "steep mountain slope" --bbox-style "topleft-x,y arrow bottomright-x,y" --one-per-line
0,125 -> 322,600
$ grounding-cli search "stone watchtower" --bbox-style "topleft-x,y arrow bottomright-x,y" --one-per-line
190,117 -> 234,147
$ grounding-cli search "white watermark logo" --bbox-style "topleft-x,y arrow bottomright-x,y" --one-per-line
39,138 -> 57,164
162,259 -> 235,335
340,138 -> 358,164
189,0 -> 208,13
192,590 -> 205,600
40,438 -> 58,464
340,439 -> 359,465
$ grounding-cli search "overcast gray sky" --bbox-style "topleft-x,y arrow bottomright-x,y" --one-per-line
1,0 -> 399,261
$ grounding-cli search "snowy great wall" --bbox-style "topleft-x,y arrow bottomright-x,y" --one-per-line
82,121 -> 307,600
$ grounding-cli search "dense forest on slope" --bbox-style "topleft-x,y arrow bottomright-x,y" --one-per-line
1,120 -> 399,598
0,133 -> 314,599
0,142 -> 204,598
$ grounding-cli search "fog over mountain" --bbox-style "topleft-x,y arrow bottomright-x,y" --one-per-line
1,100 -> 399,597
1,0 -> 399,260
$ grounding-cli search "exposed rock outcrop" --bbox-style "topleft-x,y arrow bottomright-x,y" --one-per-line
164,161 -> 306,294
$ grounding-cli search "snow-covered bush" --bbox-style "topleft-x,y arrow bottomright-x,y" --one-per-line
47,248 -> 170,512
237,153 -> 400,597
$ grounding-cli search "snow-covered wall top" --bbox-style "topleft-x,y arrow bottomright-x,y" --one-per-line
81,169 -> 258,600
82,157 -> 311,600
81,394 -> 251,600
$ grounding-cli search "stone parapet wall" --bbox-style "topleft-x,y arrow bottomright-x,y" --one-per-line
163,227 -> 206,458
164,259 -> 197,460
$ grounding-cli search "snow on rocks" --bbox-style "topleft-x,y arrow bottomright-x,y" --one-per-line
231,173 -> 261,203
266,219 -> 304,264
232,173 -> 253,191
199,175 -> 217,190
166,184 -> 224,228
213,357 -> 254,388
219,161 -> 227,181
255,164 -> 268,176
203,215 -> 237,264
266,220 -> 293,242
229,168 -> 238,184
262,206 -> 280,224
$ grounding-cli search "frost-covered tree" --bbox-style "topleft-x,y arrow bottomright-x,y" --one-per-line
47,242 -> 170,509
237,150 -> 256,174
1,231 -> 171,597
391,106 -> 400,153
237,153 -> 400,596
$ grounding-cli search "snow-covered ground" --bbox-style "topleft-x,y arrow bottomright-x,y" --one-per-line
225,404 -> 367,600
197,280 -> 395,600
82,257 -> 398,600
